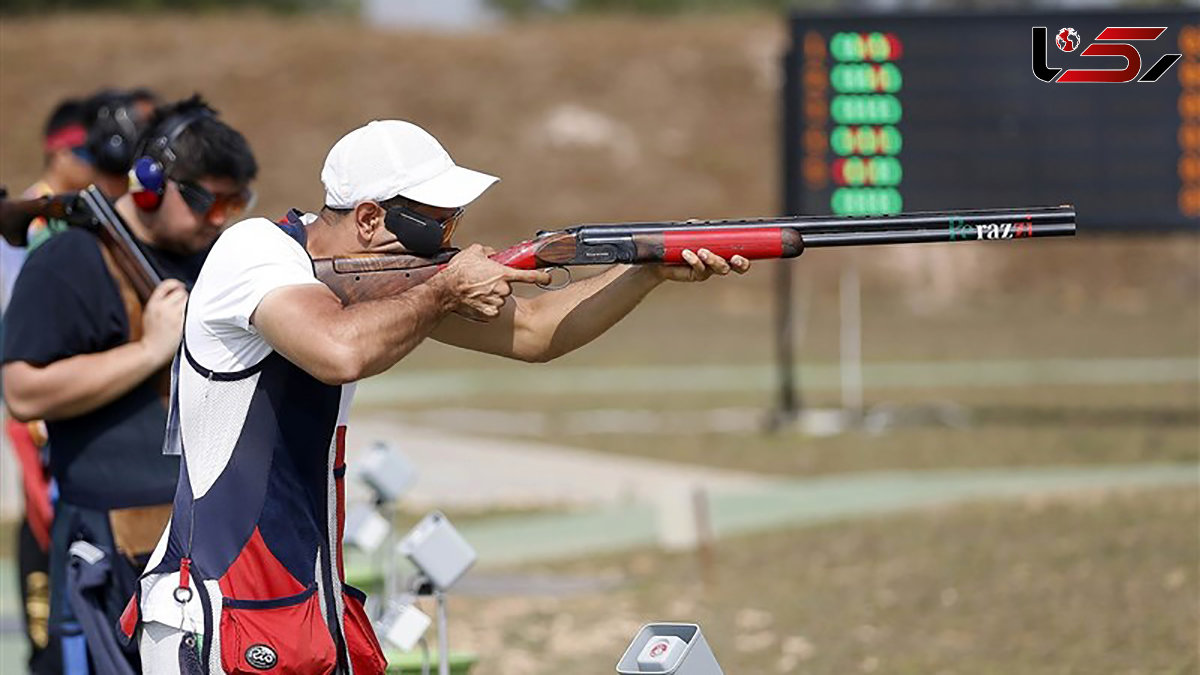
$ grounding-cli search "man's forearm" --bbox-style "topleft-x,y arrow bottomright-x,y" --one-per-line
3,341 -> 165,421
522,265 -> 663,361
330,276 -> 455,380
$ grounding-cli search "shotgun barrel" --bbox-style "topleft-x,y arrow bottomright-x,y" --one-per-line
512,205 -> 1076,268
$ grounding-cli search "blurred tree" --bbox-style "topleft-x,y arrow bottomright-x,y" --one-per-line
0,0 -> 359,14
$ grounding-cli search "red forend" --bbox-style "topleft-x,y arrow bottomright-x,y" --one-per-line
661,228 -> 785,263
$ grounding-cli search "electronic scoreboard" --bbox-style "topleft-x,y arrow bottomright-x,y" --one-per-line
783,10 -> 1199,231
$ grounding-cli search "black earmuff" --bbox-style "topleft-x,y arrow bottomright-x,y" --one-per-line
383,205 -> 450,257
87,94 -> 143,175
129,108 -> 214,212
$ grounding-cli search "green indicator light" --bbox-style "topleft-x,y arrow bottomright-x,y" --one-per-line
830,95 -> 902,125
867,157 -> 902,186
859,64 -> 875,91
831,64 -> 902,94
830,188 -> 903,216
880,126 -> 902,154
831,127 -> 855,156
831,188 -> 853,215
830,32 -> 864,62
831,96 -> 847,123
830,65 -> 851,92
856,127 -> 878,155
867,32 -> 891,61
844,157 -> 866,186
882,94 -> 901,123
879,63 -> 902,92
883,187 -> 902,213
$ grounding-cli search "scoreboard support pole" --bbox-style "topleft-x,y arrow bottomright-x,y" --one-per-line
769,45 -> 804,432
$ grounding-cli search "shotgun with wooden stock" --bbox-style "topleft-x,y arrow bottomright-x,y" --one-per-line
313,205 -> 1076,305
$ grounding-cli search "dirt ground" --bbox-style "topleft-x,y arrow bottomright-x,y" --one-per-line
443,486 -> 1198,675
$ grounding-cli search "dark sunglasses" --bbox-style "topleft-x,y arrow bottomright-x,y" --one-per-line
177,180 -> 256,222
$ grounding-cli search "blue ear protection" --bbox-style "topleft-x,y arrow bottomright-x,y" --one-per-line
128,109 -> 214,212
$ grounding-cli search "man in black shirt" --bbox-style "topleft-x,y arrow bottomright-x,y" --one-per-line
1,95 -> 257,673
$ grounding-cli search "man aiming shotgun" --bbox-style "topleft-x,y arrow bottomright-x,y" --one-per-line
121,120 -> 750,674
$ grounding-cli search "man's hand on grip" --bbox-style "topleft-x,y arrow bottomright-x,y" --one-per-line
441,244 -> 551,321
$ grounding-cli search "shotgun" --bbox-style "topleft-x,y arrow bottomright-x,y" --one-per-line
0,185 -> 163,301
314,205 -> 1076,305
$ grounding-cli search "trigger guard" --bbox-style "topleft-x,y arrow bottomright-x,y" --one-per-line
538,267 -> 571,291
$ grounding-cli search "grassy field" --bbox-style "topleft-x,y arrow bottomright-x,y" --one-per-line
445,486 -> 1199,675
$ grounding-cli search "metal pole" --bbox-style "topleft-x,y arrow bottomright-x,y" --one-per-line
771,44 -> 803,431
772,262 -> 798,430
436,590 -> 450,675
839,260 -> 863,421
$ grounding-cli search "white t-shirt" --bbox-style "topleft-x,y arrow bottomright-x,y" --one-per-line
183,216 -> 323,372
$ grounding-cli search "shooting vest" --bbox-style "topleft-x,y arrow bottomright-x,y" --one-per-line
121,220 -> 385,675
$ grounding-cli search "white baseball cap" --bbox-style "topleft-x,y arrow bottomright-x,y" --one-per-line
321,120 -> 499,209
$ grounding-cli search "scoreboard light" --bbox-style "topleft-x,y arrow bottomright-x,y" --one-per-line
829,31 -> 902,62
832,126 -> 904,156
830,63 -> 903,93
868,157 -> 902,186
879,126 -> 902,155
831,187 -> 903,215
831,157 -> 902,187
830,94 -> 902,125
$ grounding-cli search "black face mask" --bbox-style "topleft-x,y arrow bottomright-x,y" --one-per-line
383,204 -> 462,256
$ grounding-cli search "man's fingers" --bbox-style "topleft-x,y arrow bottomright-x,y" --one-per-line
681,249 -> 703,273
698,249 -> 731,275
731,255 -> 750,274
474,303 -> 501,318
151,279 -> 185,299
505,268 -> 553,286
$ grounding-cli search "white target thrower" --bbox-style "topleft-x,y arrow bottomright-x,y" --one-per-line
616,624 -> 723,675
